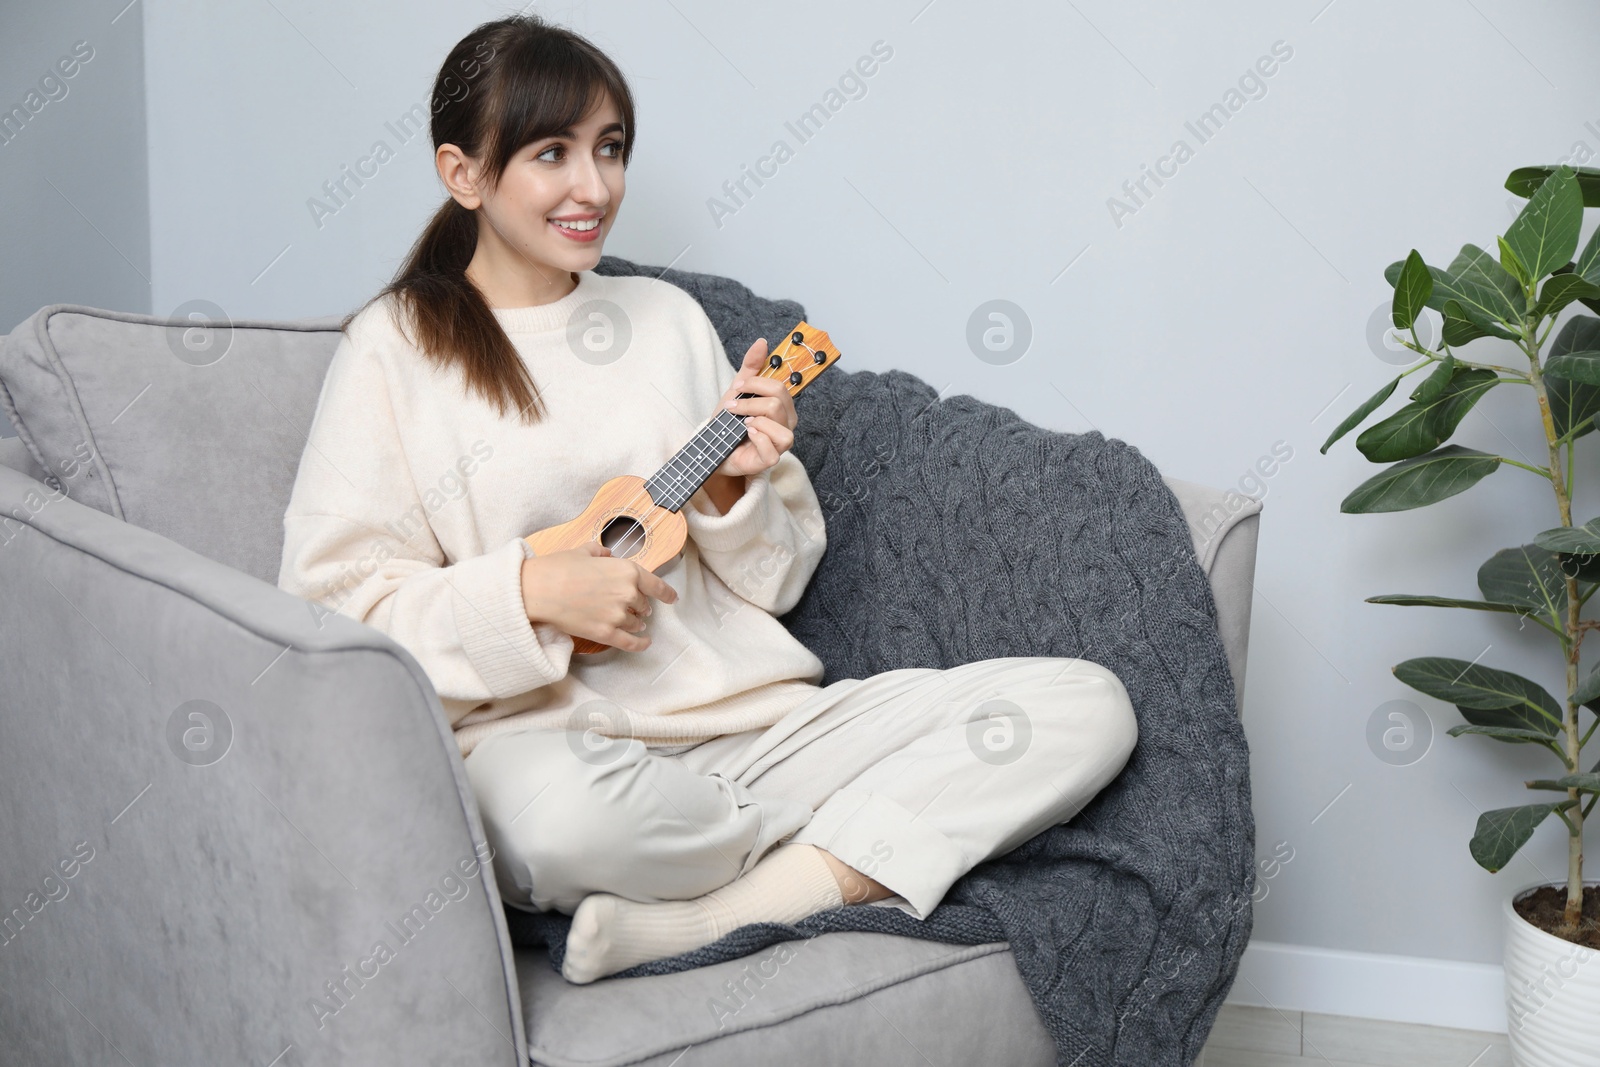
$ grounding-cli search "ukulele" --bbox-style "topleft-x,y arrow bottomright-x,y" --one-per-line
523,322 -> 842,654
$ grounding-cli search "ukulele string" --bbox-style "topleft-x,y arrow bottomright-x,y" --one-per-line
599,337 -> 822,568
601,339 -> 817,565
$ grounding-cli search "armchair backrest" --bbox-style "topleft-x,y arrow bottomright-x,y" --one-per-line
0,304 -> 343,583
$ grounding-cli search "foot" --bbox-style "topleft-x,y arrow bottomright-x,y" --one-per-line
560,842 -> 845,984
561,893 -> 719,984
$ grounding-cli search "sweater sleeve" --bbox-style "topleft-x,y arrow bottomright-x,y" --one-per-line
277,322 -> 573,723
680,306 -> 827,616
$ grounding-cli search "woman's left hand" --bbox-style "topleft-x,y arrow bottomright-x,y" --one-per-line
712,337 -> 796,479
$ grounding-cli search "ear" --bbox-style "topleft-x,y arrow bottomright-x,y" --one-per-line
436,143 -> 482,210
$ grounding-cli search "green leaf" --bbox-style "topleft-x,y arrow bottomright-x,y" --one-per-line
1340,445 -> 1501,513
1573,664 -> 1600,709
1543,316 -> 1600,386
1544,349 -> 1600,384
1575,223 -> 1600,285
1448,724 -> 1562,743
1506,164 -> 1600,206
1457,706 -> 1561,734
1393,249 -> 1434,330
1469,804 -> 1560,872
1532,273 -> 1600,320
1532,517 -> 1600,554
1525,773 -> 1600,793
1435,245 -> 1526,336
1320,375 -> 1399,454
1555,315 -> 1600,355
1477,544 -> 1570,633
1546,372 -> 1600,442
1389,256 -> 1495,318
1499,236 -> 1531,287
1396,252 -> 1520,339
1441,299 -> 1492,347
1355,368 -> 1500,462
1409,355 -> 1456,403
1396,656 -> 1565,727
1364,593 -> 1569,639
1555,552 -> 1600,581
1365,593 -> 1527,614
1544,316 -> 1600,440
1504,165 -> 1583,281
1455,245 -> 1530,310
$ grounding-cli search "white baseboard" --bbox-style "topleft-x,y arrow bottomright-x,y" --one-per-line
1226,939 -> 1506,1033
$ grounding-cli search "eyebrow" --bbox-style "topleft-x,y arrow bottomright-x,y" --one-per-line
549,121 -> 625,140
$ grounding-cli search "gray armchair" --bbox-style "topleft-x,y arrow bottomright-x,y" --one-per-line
0,277 -> 1260,1066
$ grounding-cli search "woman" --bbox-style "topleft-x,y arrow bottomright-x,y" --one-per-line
277,13 -> 1139,985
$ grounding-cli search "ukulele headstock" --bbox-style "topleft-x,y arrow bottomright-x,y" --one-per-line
760,322 -> 841,396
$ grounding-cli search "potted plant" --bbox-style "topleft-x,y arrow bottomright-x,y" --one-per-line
1324,163 -> 1598,1065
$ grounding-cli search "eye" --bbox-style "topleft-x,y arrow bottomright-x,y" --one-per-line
535,143 -> 563,163
599,139 -> 623,159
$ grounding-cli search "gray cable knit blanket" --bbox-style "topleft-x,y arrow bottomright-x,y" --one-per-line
504,256 -> 1256,1067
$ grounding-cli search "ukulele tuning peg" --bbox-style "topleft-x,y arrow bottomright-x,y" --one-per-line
768,353 -> 783,369
813,350 -> 826,363
788,370 -> 802,386
791,331 -> 804,345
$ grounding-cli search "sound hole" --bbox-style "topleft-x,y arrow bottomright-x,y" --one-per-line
599,515 -> 647,558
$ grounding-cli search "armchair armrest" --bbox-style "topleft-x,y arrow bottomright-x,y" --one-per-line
0,464 -> 525,1066
1162,475 -> 1263,715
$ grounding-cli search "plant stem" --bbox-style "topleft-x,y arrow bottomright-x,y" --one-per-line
1393,338 -> 1530,380
1499,456 -> 1554,479
1524,322 -> 1587,932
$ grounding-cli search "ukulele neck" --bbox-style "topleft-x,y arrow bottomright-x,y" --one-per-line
640,323 -> 842,514
643,398 -> 757,513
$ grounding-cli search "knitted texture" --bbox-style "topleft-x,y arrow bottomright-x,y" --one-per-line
505,255 -> 1257,1067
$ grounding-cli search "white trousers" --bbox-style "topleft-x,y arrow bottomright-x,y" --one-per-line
463,656 -> 1139,920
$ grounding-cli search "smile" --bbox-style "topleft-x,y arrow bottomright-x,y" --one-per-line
549,216 -> 603,243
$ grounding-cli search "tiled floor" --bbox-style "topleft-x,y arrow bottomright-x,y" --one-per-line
1199,1004 -> 1510,1067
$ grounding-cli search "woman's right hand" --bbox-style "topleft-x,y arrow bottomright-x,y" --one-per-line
520,542 -> 679,652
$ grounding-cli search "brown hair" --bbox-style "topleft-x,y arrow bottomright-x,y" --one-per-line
345,14 -> 636,424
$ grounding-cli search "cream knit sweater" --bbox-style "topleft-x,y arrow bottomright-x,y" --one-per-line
277,270 -> 829,757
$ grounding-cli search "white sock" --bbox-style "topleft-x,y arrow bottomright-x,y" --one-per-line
561,842 -> 845,984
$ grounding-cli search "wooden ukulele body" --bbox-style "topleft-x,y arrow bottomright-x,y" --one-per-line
522,475 -> 687,655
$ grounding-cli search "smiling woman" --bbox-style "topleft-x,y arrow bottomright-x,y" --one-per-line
276,12 -> 1138,996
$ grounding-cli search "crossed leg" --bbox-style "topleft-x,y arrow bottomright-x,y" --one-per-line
463,656 -> 1138,983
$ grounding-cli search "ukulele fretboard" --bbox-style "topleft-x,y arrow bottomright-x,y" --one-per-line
644,403 -> 756,513
641,326 -> 839,514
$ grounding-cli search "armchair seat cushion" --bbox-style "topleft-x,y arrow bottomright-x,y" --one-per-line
515,933 -> 1056,1067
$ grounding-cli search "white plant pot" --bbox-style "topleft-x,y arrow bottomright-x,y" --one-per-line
1503,880 -> 1600,1067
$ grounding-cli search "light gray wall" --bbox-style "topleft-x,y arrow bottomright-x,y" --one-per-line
0,0 -> 151,438
113,0 -> 1600,969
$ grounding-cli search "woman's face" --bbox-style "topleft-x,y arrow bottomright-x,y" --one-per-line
452,91 -> 627,289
